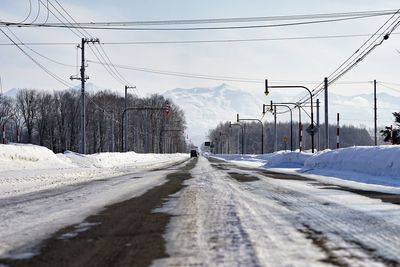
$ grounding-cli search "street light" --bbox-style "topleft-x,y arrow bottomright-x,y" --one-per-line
264,102 -> 293,151
265,79 -> 315,153
229,122 -> 244,154
236,114 -> 264,154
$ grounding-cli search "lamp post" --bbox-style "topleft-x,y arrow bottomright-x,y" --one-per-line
236,114 -> 264,154
263,102 -> 293,151
265,79 -> 315,153
229,122 -> 244,154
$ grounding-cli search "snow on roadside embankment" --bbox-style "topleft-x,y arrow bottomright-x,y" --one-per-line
303,146 -> 400,187
215,146 -> 400,188
0,143 -> 189,198
218,151 -> 310,168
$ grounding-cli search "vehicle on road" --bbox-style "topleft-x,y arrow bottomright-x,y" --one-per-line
190,150 -> 198,157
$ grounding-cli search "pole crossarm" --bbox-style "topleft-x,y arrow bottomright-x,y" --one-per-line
121,106 -> 166,152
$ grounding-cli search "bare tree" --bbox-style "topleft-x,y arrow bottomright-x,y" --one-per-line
16,89 -> 38,143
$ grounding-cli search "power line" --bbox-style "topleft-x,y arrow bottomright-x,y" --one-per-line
0,28 -> 73,88
295,9 -> 400,106
1,13 -> 392,31
48,0 -> 136,92
2,32 -> 400,46
4,9 -> 397,26
4,26 -> 75,67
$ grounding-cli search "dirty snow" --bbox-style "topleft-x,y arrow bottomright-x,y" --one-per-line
215,145 -> 400,188
0,143 -> 189,258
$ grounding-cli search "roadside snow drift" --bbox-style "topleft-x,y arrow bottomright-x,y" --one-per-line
217,151 -> 311,168
304,146 -> 400,179
215,145 -> 400,187
0,143 -> 189,198
0,143 -> 74,170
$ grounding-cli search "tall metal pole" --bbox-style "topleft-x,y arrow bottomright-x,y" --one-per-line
111,111 -> 115,152
374,80 -> 377,146
317,99 -> 320,151
265,82 -> 314,153
324,77 -> 329,149
298,105 -> 302,151
336,113 -> 340,149
274,105 -> 277,152
124,86 -> 128,152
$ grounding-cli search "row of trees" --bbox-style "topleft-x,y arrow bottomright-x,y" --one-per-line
207,121 -> 375,154
0,88 -> 188,154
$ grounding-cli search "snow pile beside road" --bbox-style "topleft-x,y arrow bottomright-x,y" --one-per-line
0,144 -> 189,198
0,143 -> 74,171
215,145 -> 400,187
62,150 -> 188,169
304,146 -> 400,179
215,151 -> 311,168
0,143 -> 189,171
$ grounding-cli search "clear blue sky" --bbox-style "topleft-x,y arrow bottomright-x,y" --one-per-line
1,0 -> 400,98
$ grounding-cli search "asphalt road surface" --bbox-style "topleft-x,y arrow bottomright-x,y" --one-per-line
2,156 -> 400,267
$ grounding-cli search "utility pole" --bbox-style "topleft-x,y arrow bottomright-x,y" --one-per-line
317,99 -> 320,151
274,105 -> 277,152
110,111 -> 115,152
374,80 -> 377,146
70,38 -> 100,154
124,85 -> 136,152
324,77 -> 329,149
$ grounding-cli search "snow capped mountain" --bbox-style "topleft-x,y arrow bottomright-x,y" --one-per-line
163,83 -> 271,146
163,84 -> 400,146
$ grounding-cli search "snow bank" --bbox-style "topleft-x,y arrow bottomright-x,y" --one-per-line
61,150 -> 188,169
0,143 -> 189,171
216,151 -> 311,168
215,146 -> 400,187
0,144 -> 189,198
304,146 -> 400,179
0,143 -> 74,171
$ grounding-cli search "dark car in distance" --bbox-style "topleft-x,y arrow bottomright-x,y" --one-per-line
190,150 -> 198,157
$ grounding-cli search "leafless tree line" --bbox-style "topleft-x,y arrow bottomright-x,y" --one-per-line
208,121 -> 373,154
0,89 -> 187,154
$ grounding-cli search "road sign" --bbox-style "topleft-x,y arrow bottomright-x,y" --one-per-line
282,136 -> 288,144
306,125 -> 319,136
204,141 -> 211,146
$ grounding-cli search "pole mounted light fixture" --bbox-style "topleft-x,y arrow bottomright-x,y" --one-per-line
264,79 -> 269,96
264,79 -> 315,153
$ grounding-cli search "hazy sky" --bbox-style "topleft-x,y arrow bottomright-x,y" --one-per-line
1,0 -> 400,99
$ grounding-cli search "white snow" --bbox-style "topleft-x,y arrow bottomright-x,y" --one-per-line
153,155 -> 400,266
215,145 -> 400,189
0,143 -> 189,258
2,142 -> 400,265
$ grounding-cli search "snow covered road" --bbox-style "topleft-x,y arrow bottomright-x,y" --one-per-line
154,156 -> 400,267
0,158 -> 189,259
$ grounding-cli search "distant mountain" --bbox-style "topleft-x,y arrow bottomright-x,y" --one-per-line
163,84 -> 400,146
162,83 -> 298,146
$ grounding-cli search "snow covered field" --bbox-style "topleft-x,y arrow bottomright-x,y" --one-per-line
0,143 -> 189,258
215,145 -> 400,189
